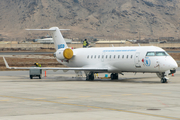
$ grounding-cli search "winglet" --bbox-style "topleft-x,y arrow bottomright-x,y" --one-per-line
3,57 -> 10,69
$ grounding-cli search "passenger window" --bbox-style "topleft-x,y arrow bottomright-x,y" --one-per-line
102,55 -> 104,59
146,52 -> 155,56
127,55 -> 128,59
87,55 -> 89,59
114,55 -> 116,58
109,55 -> 111,59
131,55 -> 133,59
118,55 -> 120,58
98,55 -> 100,58
122,55 -> 124,59
106,55 -> 108,58
91,55 -> 93,59
94,55 -> 96,59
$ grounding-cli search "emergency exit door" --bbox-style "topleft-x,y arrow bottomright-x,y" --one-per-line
101,52 -> 105,62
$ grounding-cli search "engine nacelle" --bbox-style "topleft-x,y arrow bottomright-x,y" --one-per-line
55,48 -> 73,60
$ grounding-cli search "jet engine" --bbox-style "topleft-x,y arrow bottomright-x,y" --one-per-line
55,48 -> 74,60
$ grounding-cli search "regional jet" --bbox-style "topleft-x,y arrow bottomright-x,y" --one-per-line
3,27 -> 178,83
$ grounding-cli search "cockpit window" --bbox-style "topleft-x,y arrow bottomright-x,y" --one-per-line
146,51 -> 169,56
156,52 -> 167,56
146,52 -> 155,56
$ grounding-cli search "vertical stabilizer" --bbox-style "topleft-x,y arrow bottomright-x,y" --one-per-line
49,27 -> 68,50
26,27 -> 69,50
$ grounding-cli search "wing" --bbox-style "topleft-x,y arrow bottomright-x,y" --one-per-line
3,57 -> 108,72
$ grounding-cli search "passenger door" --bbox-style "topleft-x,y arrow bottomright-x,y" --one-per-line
135,52 -> 141,68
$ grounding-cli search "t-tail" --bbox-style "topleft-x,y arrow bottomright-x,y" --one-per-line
26,27 -> 69,50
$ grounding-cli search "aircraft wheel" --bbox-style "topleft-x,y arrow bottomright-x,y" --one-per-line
86,75 -> 94,81
39,75 -> 41,79
115,73 -> 118,79
111,73 -> 118,80
86,72 -> 94,81
30,75 -> 33,79
161,78 -> 167,83
110,73 -> 114,80
90,75 -> 94,81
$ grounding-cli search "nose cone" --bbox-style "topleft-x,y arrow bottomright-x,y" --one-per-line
171,60 -> 178,69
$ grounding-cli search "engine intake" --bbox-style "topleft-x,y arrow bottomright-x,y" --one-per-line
56,48 -> 73,60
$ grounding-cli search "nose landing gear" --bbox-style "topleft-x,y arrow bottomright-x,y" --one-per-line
156,72 -> 168,83
161,77 -> 167,83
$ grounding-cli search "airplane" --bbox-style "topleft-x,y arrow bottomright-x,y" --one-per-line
3,27 -> 178,83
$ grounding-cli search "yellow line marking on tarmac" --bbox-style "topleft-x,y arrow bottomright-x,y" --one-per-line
122,94 -> 132,96
101,95 -> 112,97
0,95 -> 179,120
142,93 -> 152,95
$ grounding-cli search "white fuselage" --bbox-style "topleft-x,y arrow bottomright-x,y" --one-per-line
21,27 -> 177,82
56,46 -> 178,73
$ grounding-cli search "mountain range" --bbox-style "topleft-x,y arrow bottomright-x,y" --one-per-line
0,0 -> 180,41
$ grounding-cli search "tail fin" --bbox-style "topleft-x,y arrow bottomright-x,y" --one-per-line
26,27 -> 70,50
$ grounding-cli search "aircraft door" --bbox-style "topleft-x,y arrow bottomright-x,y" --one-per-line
135,52 -> 141,68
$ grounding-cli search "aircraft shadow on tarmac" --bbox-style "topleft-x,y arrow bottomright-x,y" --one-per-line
15,76 -> 161,84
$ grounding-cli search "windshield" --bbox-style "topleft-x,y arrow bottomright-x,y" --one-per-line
146,51 -> 169,56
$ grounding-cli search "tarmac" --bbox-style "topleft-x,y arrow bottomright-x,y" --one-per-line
0,69 -> 180,120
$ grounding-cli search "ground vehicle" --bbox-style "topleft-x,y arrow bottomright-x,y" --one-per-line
29,69 -> 42,79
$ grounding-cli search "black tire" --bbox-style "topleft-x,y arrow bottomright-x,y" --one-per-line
115,73 -> 118,79
90,75 -> 94,81
111,73 -> 114,80
30,75 -> 33,79
39,75 -> 41,79
86,72 -> 94,81
161,78 -> 164,83
161,78 -> 167,83
111,73 -> 118,80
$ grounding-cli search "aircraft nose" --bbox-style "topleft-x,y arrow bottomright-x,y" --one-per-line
170,59 -> 178,69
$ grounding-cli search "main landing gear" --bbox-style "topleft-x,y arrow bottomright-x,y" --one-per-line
86,72 -> 94,81
85,72 -> 119,81
110,73 -> 118,80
